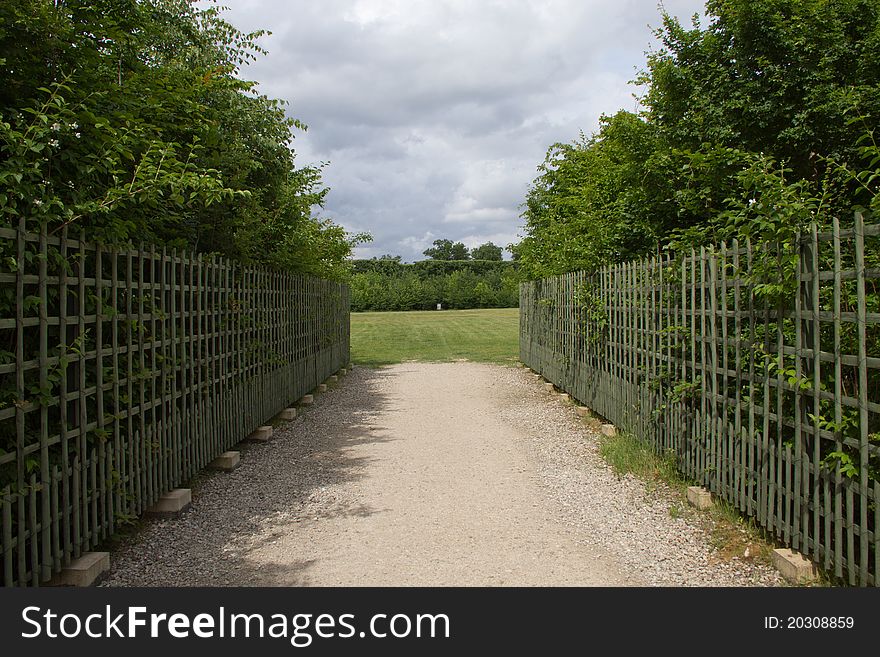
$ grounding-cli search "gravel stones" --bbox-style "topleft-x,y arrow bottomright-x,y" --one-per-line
102,363 -> 780,587
496,366 -> 780,587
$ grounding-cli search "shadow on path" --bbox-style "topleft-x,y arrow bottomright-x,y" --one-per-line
103,367 -> 395,586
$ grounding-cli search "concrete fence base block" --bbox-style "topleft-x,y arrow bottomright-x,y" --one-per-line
600,424 -> 617,437
209,451 -> 240,472
686,486 -> 714,510
575,406 -> 592,418
327,375 -> 338,384
299,394 -> 314,406
278,407 -> 297,421
772,548 -> 819,584
246,425 -> 274,443
48,551 -> 110,587
544,382 -> 556,393
146,489 -> 192,518
339,368 -> 348,376
316,383 -> 328,393
558,393 -> 571,402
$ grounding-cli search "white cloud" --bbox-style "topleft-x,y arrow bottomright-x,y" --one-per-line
208,0 -> 707,261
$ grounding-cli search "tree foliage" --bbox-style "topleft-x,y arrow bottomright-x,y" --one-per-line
515,112 -> 660,277
470,241 -> 504,261
0,0 -> 366,280
516,0 -> 880,278
423,238 -> 471,261
422,239 -> 505,262
641,0 -> 880,174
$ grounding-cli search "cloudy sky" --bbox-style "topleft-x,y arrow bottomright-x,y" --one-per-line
212,0 -> 706,261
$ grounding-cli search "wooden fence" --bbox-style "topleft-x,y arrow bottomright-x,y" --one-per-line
0,221 -> 350,586
520,212 -> 879,586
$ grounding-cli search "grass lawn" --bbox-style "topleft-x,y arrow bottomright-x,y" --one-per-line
350,307 -> 520,366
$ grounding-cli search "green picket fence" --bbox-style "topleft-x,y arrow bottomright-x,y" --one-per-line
520,212 -> 879,586
0,221 -> 350,586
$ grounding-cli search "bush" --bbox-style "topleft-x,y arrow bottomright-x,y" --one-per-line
350,260 -> 519,311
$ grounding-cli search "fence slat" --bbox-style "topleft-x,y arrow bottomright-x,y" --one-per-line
38,225 -> 51,581
59,228 -> 71,568
854,212 -> 869,586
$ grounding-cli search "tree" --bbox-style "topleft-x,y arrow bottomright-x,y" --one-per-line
450,242 -> 471,260
516,0 -> 880,277
640,0 -> 880,181
423,239 -> 471,260
518,111 -> 659,277
471,242 -> 503,261
633,0 -> 880,244
423,239 -> 454,260
0,0 -> 366,280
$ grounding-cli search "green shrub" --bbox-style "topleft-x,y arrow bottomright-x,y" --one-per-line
350,260 -> 519,311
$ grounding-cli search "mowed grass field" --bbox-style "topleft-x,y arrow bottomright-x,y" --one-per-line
350,308 -> 520,366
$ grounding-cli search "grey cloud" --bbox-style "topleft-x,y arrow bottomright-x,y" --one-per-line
214,0 -> 706,261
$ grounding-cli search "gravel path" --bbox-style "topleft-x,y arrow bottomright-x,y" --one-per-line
103,362 -> 781,587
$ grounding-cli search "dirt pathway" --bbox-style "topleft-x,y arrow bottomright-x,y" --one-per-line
104,363 -> 780,587
247,363 -> 629,586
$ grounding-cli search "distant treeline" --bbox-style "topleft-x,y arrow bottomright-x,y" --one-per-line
351,259 -> 519,311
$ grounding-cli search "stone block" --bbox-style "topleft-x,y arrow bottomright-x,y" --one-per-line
146,488 -> 192,517
209,451 -> 240,472
316,383 -> 328,393
278,407 -> 297,421
49,552 -> 110,587
327,375 -> 338,384
558,393 -> 570,402
772,548 -> 818,584
686,486 -> 714,510
600,424 -> 617,437
339,368 -> 347,376
246,425 -> 273,443
575,406 -> 592,418
544,382 -> 556,393
299,394 -> 314,406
